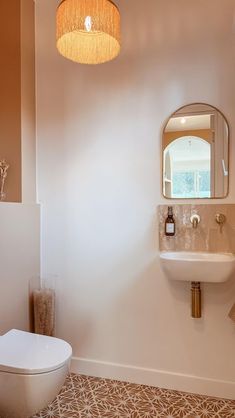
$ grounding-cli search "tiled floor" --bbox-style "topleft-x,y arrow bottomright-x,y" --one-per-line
33,374 -> 235,418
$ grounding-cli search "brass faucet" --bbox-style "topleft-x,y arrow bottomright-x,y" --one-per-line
215,213 -> 226,232
190,214 -> 201,229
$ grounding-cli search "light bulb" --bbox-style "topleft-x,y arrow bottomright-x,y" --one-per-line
85,16 -> 92,32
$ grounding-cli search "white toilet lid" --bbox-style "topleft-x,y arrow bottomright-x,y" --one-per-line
0,329 -> 72,375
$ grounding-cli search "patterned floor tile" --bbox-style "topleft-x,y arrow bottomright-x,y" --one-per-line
32,374 -> 235,418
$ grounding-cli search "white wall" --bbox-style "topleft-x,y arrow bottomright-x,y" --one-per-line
36,0 -> 235,398
0,203 -> 40,334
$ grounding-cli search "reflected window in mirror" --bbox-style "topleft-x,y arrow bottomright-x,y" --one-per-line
162,104 -> 229,199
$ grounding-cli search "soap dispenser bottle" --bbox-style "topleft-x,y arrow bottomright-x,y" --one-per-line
165,206 -> 175,236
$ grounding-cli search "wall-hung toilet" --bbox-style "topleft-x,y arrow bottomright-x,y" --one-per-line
0,329 -> 72,418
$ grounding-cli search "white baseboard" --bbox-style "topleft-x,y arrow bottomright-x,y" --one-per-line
71,356 -> 235,400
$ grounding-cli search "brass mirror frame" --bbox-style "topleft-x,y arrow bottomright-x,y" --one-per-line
161,102 -> 230,200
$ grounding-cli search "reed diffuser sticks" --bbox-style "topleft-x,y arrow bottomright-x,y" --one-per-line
0,160 -> 9,201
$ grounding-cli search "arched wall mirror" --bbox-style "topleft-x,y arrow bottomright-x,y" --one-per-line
162,103 -> 229,199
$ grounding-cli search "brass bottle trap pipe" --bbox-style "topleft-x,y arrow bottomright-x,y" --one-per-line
191,282 -> 201,318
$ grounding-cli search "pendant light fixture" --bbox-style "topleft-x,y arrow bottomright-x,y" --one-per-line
56,0 -> 121,65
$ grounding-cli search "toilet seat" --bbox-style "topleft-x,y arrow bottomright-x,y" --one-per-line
0,329 -> 72,375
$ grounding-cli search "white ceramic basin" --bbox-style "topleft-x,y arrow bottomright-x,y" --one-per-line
160,251 -> 235,283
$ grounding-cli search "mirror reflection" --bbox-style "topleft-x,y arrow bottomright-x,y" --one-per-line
162,104 -> 229,199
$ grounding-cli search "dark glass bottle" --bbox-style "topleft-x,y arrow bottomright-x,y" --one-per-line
165,206 -> 175,236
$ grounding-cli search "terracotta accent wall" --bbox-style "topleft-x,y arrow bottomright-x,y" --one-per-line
0,1 -> 22,202
159,204 -> 235,253
163,129 -> 213,149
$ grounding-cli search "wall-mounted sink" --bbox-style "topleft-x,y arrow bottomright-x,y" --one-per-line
160,251 -> 235,283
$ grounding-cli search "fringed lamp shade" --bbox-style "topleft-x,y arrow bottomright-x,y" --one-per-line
56,0 -> 121,64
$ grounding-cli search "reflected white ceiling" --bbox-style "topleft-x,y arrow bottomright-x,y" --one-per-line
166,115 -> 211,132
